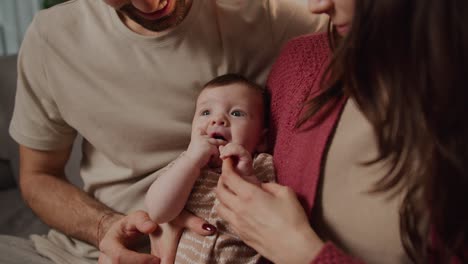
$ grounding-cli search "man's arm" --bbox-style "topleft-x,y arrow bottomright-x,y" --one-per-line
19,144 -> 216,264
18,144 -> 122,246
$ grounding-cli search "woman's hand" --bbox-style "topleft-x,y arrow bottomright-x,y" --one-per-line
219,142 -> 254,178
215,158 -> 324,264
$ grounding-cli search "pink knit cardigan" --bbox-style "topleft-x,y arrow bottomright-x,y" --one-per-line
265,32 -> 466,264
266,32 -> 362,263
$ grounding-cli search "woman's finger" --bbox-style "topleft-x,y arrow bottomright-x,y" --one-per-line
221,158 -> 259,197
215,202 -> 238,229
261,182 -> 287,195
219,143 -> 245,158
216,176 -> 238,210
172,210 -> 217,236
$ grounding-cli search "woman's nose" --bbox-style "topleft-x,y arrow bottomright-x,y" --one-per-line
308,0 -> 333,14
131,0 -> 162,13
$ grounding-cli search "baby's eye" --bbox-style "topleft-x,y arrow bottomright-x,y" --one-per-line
231,110 -> 246,117
201,110 -> 210,116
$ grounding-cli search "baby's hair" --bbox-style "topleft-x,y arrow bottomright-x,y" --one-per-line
202,73 -> 270,126
203,73 -> 264,93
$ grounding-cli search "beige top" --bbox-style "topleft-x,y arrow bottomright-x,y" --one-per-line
9,0 -> 324,262
314,99 -> 411,263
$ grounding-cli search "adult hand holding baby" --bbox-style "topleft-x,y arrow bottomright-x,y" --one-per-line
216,158 -> 324,264
98,210 -> 215,264
219,142 -> 255,181
149,210 -> 217,264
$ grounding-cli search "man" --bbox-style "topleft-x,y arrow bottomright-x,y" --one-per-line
1,0 -> 325,263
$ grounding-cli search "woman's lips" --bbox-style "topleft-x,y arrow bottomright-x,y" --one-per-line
335,24 -> 350,36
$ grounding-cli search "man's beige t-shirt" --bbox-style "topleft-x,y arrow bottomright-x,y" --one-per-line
9,0 -> 325,262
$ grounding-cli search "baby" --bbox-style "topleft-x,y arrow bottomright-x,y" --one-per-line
145,73 -> 275,264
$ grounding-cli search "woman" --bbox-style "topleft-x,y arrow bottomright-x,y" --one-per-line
216,0 -> 468,263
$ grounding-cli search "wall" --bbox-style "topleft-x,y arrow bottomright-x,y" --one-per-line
0,0 -> 41,55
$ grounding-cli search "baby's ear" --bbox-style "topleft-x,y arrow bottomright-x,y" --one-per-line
255,128 -> 269,153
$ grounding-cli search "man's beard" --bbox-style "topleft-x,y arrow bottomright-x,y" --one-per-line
119,0 -> 189,32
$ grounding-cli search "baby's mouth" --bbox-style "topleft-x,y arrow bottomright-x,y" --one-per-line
211,132 -> 228,142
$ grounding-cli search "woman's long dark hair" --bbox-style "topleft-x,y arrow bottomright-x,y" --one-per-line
300,0 -> 468,262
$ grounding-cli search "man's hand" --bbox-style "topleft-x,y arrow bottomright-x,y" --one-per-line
98,211 -> 159,264
149,210 -> 216,264
98,210 -> 216,264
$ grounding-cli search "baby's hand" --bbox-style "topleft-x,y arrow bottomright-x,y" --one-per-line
186,128 -> 227,169
219,143 -> 258,184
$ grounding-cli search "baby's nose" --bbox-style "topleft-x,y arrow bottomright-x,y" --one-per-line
211,116 -> 227,126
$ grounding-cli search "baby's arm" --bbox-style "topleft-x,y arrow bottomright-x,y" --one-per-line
145,131 -> 226,223
219,143 -> 259,184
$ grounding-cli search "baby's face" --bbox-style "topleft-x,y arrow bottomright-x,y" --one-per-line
192,83 -> 265,154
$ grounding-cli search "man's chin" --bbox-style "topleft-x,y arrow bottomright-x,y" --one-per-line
130,15 -> 175,31
119,0 -> 187,32
120,10 -> 173,31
